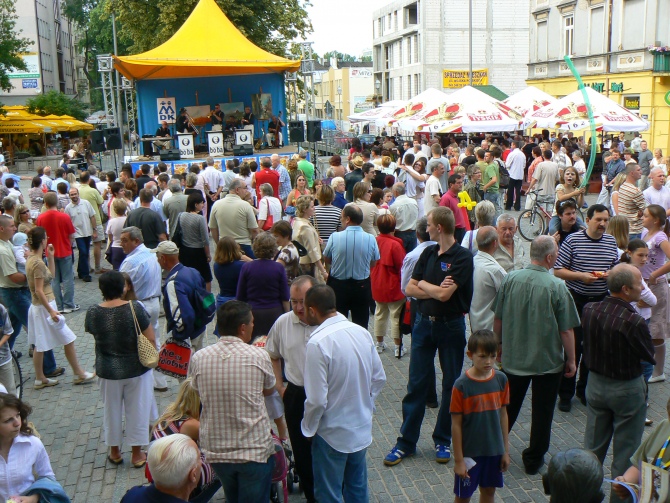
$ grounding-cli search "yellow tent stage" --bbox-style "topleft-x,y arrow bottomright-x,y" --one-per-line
113,0 -> 301,80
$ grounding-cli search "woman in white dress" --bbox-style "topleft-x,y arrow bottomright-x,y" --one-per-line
25,227 -> 95,389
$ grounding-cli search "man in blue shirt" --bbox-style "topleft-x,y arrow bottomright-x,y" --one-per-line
323,205 -> 380,328
596,148 -> 625,208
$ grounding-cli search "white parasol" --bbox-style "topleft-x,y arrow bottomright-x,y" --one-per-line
526,86 -> 649,132
372,88 -> 451,128
347,100 -> 405,124
502,87 -> 557,128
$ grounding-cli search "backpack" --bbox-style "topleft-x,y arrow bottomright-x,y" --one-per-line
193,284 -> 216,332
495,159 -> 510,188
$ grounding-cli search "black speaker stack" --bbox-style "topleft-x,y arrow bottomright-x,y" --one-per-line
90,130 -> 106,153
289,121 -> 305,143
160,148 -> 181,161
233,144 -> 254,156
306,120 -> 322,142
103,127 -> 122,150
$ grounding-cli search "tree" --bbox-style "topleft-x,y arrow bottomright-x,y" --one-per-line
26,90 -> 89,120
109,0 -> 312,57
0,0 -> 31,92
322,51 -> 358,63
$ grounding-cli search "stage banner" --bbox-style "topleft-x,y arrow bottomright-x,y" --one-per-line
442,69 -> 488,89
207,131 -> 225,156
177,133 -> 195,159
157,97 -> 177,124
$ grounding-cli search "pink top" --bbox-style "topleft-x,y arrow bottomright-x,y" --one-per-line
439,190 -> 467,230
641,229 -> 668,279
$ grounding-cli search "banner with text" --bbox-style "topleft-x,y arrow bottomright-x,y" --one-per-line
442,69 -> 488,89
207,131 -> 225,156
177,133 -> 194,159
157,97 -> 177,124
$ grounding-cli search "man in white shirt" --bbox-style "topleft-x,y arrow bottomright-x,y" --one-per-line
470,227 -> 507,332
65,188 -> 97,282
643,167 -> 670,216
389,183 -> 419,253
201,157 -> 223,218
302,284 -> 386,503
528,150 -> 560,213
423,161 -> 444,215
551,141 -> 570,175
266,276 -> 318,503
411,140 -> 427,162
426,144 -> 449,192
505,141 -> 526,211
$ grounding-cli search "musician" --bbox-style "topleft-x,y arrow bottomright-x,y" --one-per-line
266,113 -> 285,148
176,108 -> 189,134
210,104 -> 224,131
224,115 -> 240,131
152,121 -> 172,152
241,106 -> 255,139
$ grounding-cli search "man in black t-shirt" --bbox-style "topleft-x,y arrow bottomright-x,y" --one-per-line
460,145 -> 477,168
553,200 -> 585,247
125,189 -> 167,249
384,206 -> 474,466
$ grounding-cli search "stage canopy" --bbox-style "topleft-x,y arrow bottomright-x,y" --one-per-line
113,0 -> 301,80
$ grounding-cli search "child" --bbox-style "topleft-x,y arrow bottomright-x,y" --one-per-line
450,330 -> 510,503
11,232 -> 28,275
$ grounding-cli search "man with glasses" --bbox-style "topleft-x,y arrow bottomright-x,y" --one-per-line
265,275 -> 318,503
64,187 -> 97,282
209,179 -> 259,258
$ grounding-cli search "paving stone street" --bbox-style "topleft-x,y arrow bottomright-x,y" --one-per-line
9,186 -> 669,502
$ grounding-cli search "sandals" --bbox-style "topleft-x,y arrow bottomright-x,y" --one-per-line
132,456 -> 147,468
107,454 -> 123,465
73,371 -> 96,385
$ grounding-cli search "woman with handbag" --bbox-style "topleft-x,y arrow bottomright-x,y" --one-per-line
175,192 -> 213,292
291,195 -> 328,282
85,271 -> 157,468
285,174 -> 310,208
25,227 -> 95,390
257,183 -> 282,231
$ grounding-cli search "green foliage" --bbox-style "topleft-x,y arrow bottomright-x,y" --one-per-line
0,0 -> 31,92
109,0 -> 312,57
26,90 -> 89,120
322,51 -> 360,63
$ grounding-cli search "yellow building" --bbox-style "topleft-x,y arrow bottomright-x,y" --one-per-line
527,71 -> 670,153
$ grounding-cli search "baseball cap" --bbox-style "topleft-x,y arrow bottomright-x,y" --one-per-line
150,241 -> 180,255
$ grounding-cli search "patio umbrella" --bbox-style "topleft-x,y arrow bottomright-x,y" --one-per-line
347,100 -> 405,124
374,88 -> 450,128
526,86 -> 649,132
502,86 -> 557,128
398,86 -> 521,134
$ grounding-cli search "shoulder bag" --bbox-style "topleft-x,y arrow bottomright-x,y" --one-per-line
172,213 -> 184,248
130,301 -> 159,368
262,198 -> 274,231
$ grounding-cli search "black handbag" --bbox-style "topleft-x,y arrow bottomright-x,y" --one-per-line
172,214 -> 184,248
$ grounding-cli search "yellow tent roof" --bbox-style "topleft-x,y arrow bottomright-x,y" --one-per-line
113,0 -> 301,80
0,107 -> 94,132
0,120 -> 47,134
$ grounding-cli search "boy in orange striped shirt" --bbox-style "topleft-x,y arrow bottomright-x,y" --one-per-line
450,330 -> 510,503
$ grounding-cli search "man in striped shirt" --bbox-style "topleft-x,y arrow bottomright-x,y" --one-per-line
554,204 -> 619,412
617,163 -> 646,239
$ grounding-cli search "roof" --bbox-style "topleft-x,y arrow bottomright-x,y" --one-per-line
338,61 -> 373,68
113,0 -> 300,81
473,85 -> 509,101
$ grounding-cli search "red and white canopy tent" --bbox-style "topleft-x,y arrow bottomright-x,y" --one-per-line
396,86 -> 521,134
526,86 -> 649,132
502,86 -> 557,129
347,100 -> 406,124
368,88 -> 451,128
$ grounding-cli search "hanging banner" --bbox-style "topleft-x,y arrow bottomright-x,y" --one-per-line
207,131 -> 224,156
442,69 -> 488,89
177,133 -> 194,159
157,97 -> 177,124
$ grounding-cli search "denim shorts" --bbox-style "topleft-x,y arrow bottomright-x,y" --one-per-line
454,455 -> 504,499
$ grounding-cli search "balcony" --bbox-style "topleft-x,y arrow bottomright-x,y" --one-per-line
653,53 -> 670,72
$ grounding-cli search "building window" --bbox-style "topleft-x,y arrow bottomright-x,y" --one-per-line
399,77 -> 403,101
406,75 -> 411,99
563,15 -> 574,56
414,74 -> 420,94
397,41 -> 402,67
414,35 -> 419,63
404,3 -> 418,27
588,6 -> 605,55
537,20 -> 548,61
393,11 -> 398,31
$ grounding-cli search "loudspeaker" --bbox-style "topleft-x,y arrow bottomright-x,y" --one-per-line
289,121 -> 304,142
233,144 -> 254,156
160,148 -> 181,161
103,127 -> 122,149
306,120 -> 322,142
90,130 -> 106,153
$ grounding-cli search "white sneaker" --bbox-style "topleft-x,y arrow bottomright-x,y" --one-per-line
394,345 -> 407,358
649,373 -> 666,383
375,341 -> 387,353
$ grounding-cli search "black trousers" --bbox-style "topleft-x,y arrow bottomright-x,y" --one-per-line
410,299 -> 438,404
505,370 -> 562,471
327,276 -> 371,329
558,290 -> 605,401
283,382 -> 315,503
505,179 -> 523,210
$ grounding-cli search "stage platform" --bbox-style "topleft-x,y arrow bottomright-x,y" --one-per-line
127,146 -> 302,174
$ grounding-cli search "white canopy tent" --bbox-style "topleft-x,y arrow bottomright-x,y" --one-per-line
502,87 -> 557,128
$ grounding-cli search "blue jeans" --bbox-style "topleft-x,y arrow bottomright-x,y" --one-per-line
483,192 -> 500,221
239,244 -> 255,259
0,287 -> 57,373
75,236 -> 91,279
53,256 -> 75,310
397,313 -> 466,451
212,456 -> 273,503
311,434 -> 368,503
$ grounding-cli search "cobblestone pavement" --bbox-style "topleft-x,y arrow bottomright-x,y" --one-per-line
11,188 -> 669,502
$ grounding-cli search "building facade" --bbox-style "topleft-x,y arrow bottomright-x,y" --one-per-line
372,0 -> 530,101
1,0 -> 79,105
526,0 -> 670,153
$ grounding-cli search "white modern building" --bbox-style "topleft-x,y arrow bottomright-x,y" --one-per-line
372,0 -> 530,100
1,0 -> 79,105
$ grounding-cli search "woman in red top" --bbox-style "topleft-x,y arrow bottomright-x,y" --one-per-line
371,213 -> 407,357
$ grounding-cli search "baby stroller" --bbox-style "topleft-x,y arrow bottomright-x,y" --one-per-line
269,432 -> 298,502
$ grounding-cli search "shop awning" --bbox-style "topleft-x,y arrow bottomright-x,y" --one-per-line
113,0 -> 301,80
0,107 -> 94,133
0,120 -> 48,134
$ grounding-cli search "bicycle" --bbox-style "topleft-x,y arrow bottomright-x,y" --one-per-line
517,189 -> 585,241
11,351 -> 25,398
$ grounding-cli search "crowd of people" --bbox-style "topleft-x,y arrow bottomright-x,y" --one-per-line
0,130 -> 668,502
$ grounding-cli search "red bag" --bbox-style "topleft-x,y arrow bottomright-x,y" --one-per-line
156,338 -> 192,379
262,198 -> 274,231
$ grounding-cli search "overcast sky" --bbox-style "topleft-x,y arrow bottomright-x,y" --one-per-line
303,0 -> 390,57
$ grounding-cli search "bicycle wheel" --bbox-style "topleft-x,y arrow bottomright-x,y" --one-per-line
576,205 -> 585,223
11,352 -> 23,399
518,209 -> 546,242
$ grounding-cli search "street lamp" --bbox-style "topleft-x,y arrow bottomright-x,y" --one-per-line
337,85 -> 342,132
